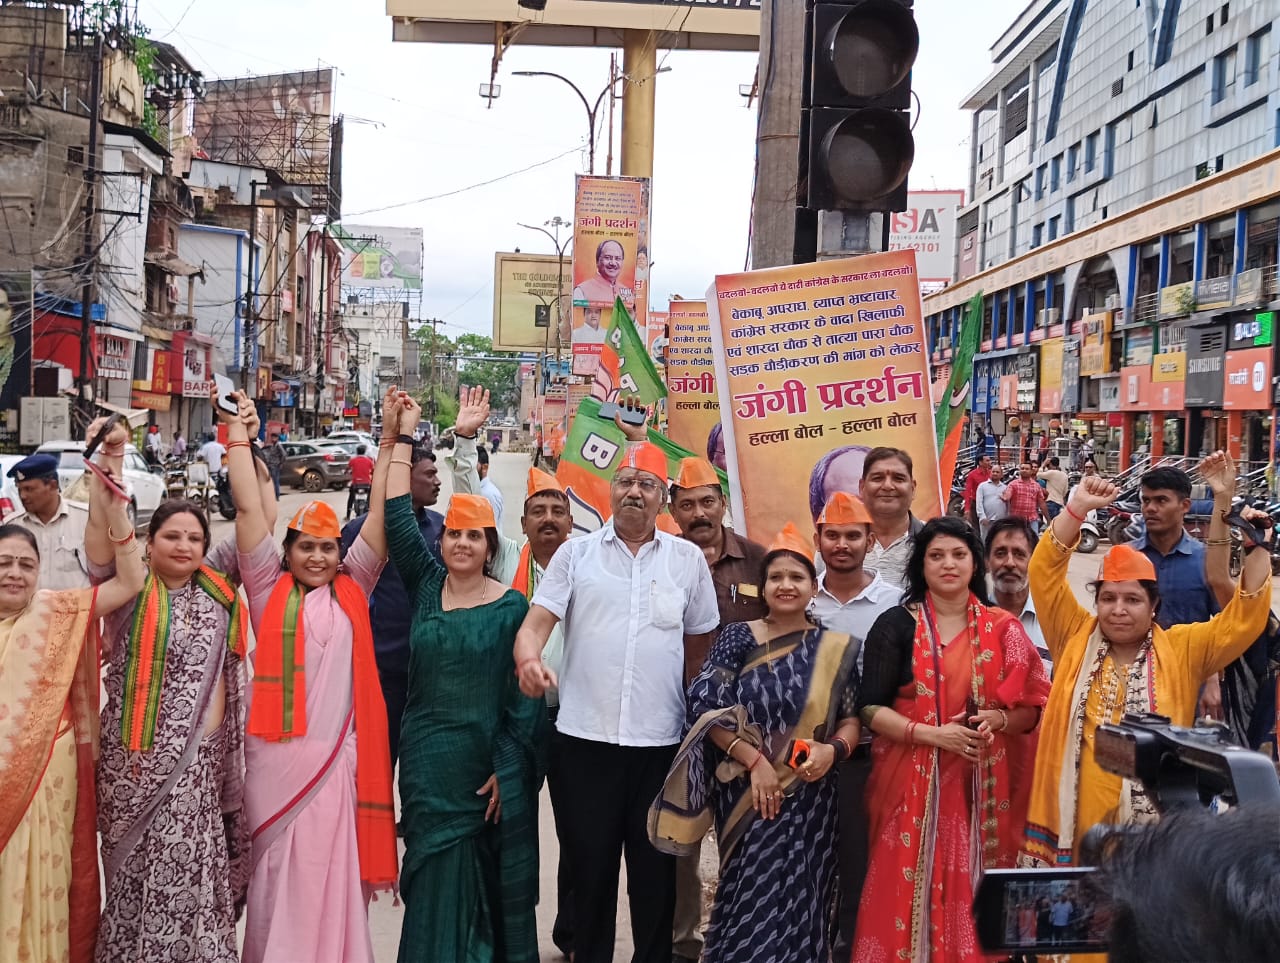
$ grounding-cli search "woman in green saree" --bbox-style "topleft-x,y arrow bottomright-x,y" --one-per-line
381,389 -> 546,963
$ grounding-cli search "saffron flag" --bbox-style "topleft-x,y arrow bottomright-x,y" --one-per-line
590,297 -> 668,406
556,396 -> 725,535
935,292 -> 984,488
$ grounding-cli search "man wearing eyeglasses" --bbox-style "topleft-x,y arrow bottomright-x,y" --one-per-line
515,441 -> 719,963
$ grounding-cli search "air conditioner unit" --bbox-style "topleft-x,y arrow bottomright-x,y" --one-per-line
937,336 -> 952,351
1105,294 -> 1121,310
1037,307 -> 1061,327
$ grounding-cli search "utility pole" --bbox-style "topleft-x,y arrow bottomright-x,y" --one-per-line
75,33 -> 103,433
242,180 -> 263,391
748,0 -> 805,270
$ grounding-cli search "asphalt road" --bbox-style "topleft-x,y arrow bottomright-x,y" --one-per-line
215,451 -> 1107,962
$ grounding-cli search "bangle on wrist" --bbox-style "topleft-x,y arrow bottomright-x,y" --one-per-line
454,430 -> 477,440
227,440 -> 251,450
996,708 -> 1009,732
726,736 -> 744,759
391,458 -> 413,468
396,433 -> 417,446
107,527 -> 135,545
1065,504 -> 1086,523
748,750 -> 765,770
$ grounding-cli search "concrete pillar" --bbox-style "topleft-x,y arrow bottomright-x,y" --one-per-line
621,29 -> 657,178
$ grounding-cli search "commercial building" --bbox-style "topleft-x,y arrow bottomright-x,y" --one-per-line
925,0 -> 1280,470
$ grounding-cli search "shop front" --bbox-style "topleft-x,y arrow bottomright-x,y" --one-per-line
1222,344 -> 1274,465
1186,323 -> 1229,457
1149,351 -> 1188,458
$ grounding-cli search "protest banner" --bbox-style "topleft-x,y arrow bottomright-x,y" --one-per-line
707,250 -> 942,542
589,296 -> 667,407
665,299 -> 722,460
557,397 -> 726,535
571,175 -> 650,377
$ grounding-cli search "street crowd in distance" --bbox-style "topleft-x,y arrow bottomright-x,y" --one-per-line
3,384 -> 1279,963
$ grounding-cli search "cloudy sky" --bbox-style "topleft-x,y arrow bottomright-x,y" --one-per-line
138,0 -> 1027,340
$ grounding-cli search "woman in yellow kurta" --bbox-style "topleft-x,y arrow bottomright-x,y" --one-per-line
1022,471 -> 1272,867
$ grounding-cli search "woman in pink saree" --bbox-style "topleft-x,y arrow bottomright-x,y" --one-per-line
225,389 -> 398,963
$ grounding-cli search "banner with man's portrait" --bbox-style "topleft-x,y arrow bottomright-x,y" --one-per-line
570,175 -> 650,377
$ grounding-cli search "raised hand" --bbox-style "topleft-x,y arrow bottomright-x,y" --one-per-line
614,393 -> 649,443
1197,450 -> 1236,498
86,416 -> 129,457
381,384 -> 401,437
1068,474 -> 1119,514
455,384 -> 491,438
399,393 -> 423,435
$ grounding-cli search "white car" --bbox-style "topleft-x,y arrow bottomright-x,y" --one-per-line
0,453 -> 26,519
326,430 -> 377,449
34,440 -> 167,527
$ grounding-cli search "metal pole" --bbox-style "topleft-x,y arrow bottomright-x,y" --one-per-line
621,30 -> 657,178
314,230 -> 326,433
606,54 -> 617,177
76,33 -> 103,433
243,181 -> 260,391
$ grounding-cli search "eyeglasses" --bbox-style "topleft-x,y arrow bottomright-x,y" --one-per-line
612,475 -> 662,495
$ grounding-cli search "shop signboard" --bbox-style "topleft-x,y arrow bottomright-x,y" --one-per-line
1015,351 -> 1039,410
973,361 -> 991,414
1229,311 -> 1274,349
1235,268 -> 1265,306
1079,311 -> 1112,376
1039,339 -> 1064,412
1098,374 -> 1121,412
1222,346 -> 1273,410
1195,275 -> 1234,311
1185,323 -> 1227,407
1125,328 -> 1154,367
1060,337 -> 1081,412
1121,365 -> 1152,410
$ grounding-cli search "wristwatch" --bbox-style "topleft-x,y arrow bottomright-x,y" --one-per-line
396,433 -> 417,446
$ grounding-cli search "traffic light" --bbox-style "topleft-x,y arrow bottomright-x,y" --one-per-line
803,0 -> 918,213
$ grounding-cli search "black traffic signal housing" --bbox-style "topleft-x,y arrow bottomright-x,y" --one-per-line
803,0 -> 918,213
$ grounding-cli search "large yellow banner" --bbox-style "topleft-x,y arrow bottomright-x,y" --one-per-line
665,300 -> 722,462
492,252 -> 573,352
707,250 -> 942,542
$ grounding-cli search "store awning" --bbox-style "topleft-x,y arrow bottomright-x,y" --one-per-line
144,253 -> 204,278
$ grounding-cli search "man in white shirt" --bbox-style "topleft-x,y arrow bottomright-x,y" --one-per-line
473,443 -> 505,527
197,432 -> 226,468
859,446 -> 923,589
6,453 -> 90,590
975,463 -> 1010,541
515,441 -> 719,963
984,517 -> 1051,674
807,491 -> 900,961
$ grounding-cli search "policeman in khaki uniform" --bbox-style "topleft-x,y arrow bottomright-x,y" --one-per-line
666,455 -> 768,963
7,453 -> 90,590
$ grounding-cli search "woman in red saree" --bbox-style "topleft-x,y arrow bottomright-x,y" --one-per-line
854,516 -> 1049,963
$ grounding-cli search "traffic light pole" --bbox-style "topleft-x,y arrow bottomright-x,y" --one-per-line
816,210 -> 890,260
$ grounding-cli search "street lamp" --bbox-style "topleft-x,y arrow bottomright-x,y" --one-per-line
511,67 -> 671,174
519,217 -> 574,395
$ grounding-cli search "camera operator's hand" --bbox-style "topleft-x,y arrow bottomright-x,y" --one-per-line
1239,505 -> 1274,545
1197,450 -> 1236,499
921,710 -> 985,763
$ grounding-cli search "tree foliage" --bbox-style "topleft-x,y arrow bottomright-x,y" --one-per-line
454,334 -> 522,414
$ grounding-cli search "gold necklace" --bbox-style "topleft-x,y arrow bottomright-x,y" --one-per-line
445,575 -> 487,609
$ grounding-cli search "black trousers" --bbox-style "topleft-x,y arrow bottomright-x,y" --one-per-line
558,735 -> 677,963
832,747 -> 873,963
546,710 -> 575,956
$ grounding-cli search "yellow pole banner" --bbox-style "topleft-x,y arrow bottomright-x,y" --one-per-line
706,250 -> 943,543
665,300 -> 722,462
570,175 -> 651,378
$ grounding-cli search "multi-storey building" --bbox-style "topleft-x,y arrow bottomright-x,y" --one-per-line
926,0 -> 1280,470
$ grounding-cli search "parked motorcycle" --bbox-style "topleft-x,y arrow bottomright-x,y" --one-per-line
214,466 -> 236,520
350,484 -> 371,519
1106,499 -> 1139,545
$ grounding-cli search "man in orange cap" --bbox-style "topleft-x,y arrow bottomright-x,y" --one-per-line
1022,471 -> 1273,867
809,491 -> 900,960
514,440 -> 719,963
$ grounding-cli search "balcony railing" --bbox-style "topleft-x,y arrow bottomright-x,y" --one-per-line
1132,291 -> 1159,324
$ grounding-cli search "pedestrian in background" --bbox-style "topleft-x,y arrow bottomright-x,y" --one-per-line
975,464 -> 1009,542
262,431 -> 287,499
1003,463 -> 1048,533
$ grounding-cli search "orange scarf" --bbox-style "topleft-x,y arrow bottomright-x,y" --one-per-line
511,543 -> 535,599
248,573 -> 399,886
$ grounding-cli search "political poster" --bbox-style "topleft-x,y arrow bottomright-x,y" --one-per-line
665,299 -> 722,461
707,250 -> 942,543
571,175 -> 650,376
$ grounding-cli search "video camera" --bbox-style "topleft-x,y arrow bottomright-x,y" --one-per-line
974,712 -> 1280,956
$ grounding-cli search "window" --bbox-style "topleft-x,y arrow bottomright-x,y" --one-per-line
1035,165 -> 1047,199
1050,155 -> 1062,191
1221,3 -> 1229,26
1127,50 -> 1135,71
1213,47 -> 1238,104
1033,223 -> 1045,248
1206,15 -> 1215,36
1067,144 -> 1080,182
1104,124 -> 1117,178
1245,28 -> 1269,87
1048,216 -> 1061,240
1085,131 -> 1099,172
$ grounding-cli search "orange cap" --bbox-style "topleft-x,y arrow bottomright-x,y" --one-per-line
617,442 -> 667,482
816,491 -> 872,527
1098,544 -> 1157,583
768,522 -> 815,563
673,456 -> 719,491
656,513 -> 682,535
527,467 -> 565,498
445,493 -> 497,530
287,500 -> 342,539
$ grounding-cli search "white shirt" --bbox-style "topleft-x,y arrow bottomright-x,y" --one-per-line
198,440 -> 226,466
976,480 -> 1009,524
1004,590 -> 1051,676
480,476 -> 505,528
809,569 -> 901,675
575,324 -> 607,345
532,522 -> 719,746
865,527 -> 914,589
11,498 -> 90,590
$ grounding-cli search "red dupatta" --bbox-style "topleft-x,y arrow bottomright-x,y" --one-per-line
862,595 -> 1048,962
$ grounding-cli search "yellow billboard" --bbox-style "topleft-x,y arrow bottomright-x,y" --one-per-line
492,253 -> 573,353
1079,311 -> 1113,377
